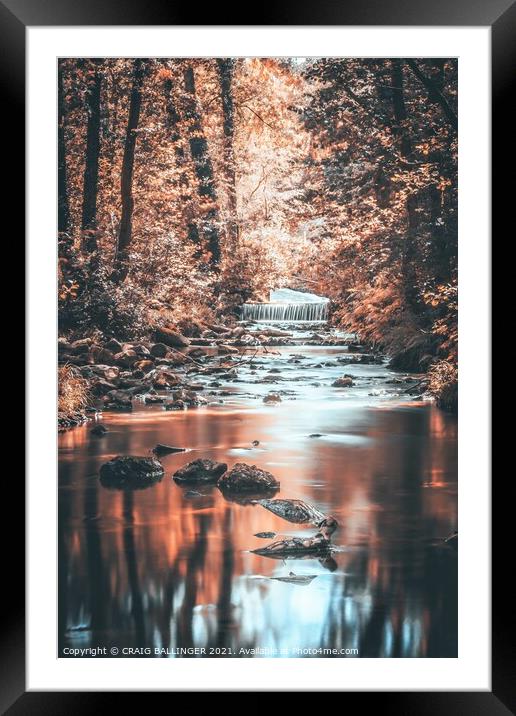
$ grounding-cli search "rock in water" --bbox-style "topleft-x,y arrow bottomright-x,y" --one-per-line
254,531 -> 276,539
152,444 -> 186,456
271,572 -> 318,585
90,424 -> 108,436
332,376 -> 354,387
99,456 -> 164,489
173,458 -> 228,484
259,498 -> 327,526
218,463 -> 280,493
263,392 -> 282,404
252,533 -> 332,557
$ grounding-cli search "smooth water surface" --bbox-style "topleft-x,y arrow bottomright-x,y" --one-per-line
58,340 -> 457,658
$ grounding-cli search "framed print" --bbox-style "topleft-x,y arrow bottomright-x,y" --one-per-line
3,0 -> 509,709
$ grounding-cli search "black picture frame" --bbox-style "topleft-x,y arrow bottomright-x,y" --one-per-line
4,0 -> 508,710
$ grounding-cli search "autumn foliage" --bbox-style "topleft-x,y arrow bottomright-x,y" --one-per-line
58,57 -> 458,409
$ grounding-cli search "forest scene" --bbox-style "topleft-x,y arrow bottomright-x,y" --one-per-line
58,57 -> 458,658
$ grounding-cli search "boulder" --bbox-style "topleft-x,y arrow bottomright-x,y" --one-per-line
173,458 -> 228,485
91,378 -> 118,397
177,318 -> 204,337
150,342 -> 169,358
263,392 -> 282,404
116,378 -> 148,392
104,389 -> 133,408
165,400 -> 187,410
69,338 -> 92,354
217,463 -> 280,493
187,346 -> 208,358
88,345 -> 115,365
114,349 -> 139,368
91,424 -> 108,436
172,388 -> 207,407
99,456 -> 164,489
332,376 -> 354,388
90,365 -> 120,382
205,322 -> 230,334
104,338 -> 123,353
259,498 -> 327,526
134,359 -> 154,373
154,327 -> 190,349
151,368 -> 181,388
165,352 -> 187,366
218,344 -> 239,355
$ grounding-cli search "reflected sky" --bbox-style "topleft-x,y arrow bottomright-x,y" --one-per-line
58,345 -> 457,658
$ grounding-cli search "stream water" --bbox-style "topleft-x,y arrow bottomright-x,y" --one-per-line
58,325 -> 458,658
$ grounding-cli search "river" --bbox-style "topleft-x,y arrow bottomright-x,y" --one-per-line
58,324 -> 458,658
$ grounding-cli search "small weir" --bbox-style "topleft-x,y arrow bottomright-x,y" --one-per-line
242,288 -> 329,322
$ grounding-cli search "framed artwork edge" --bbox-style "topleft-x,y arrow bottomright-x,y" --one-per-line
5,0 -> 509,709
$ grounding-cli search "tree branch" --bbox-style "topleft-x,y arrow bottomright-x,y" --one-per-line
405,59 -> 458,133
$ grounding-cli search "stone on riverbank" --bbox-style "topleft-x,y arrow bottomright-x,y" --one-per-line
104,389 -> 133,408
154,327 -> 190,349
104,338 -> 123,353
218,344 -> 239,355
150,342 -> 169,358
113,349 -> 139,368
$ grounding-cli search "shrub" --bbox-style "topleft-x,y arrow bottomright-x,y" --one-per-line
58,364 -> 91,421
59,252 -> 148,339
428,359 -> 458,412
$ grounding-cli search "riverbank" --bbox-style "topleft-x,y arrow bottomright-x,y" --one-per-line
58,319 -> 436,430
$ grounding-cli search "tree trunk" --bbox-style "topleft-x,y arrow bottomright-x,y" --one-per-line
163,73 -> 202,251
406,59 -> 458,133
182,64 -> 221,266
113,59 -> 145,282
81,61 -> 102,251
58,63 -> 70,234
217,58 -> 239,247
391,60 -> 419,312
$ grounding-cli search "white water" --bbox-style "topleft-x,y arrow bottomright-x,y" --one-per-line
242,288 -> 329,323
242,302 -> 329,322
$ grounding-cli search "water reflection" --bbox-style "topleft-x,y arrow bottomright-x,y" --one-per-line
59,352 -> 457,658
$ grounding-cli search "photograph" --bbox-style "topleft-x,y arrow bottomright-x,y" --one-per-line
57,55 -> 459,660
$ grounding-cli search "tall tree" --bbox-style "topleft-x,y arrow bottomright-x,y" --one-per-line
163,71 -> 201,250
391,59 -> 419,313
113,58 -> 145,281
58,63 -> 70,235
217,58 -> 239,247
182,64 -> 221,266
81,60 -> 103,251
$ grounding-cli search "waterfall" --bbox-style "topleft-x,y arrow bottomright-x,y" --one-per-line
242,301 -> 329,322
